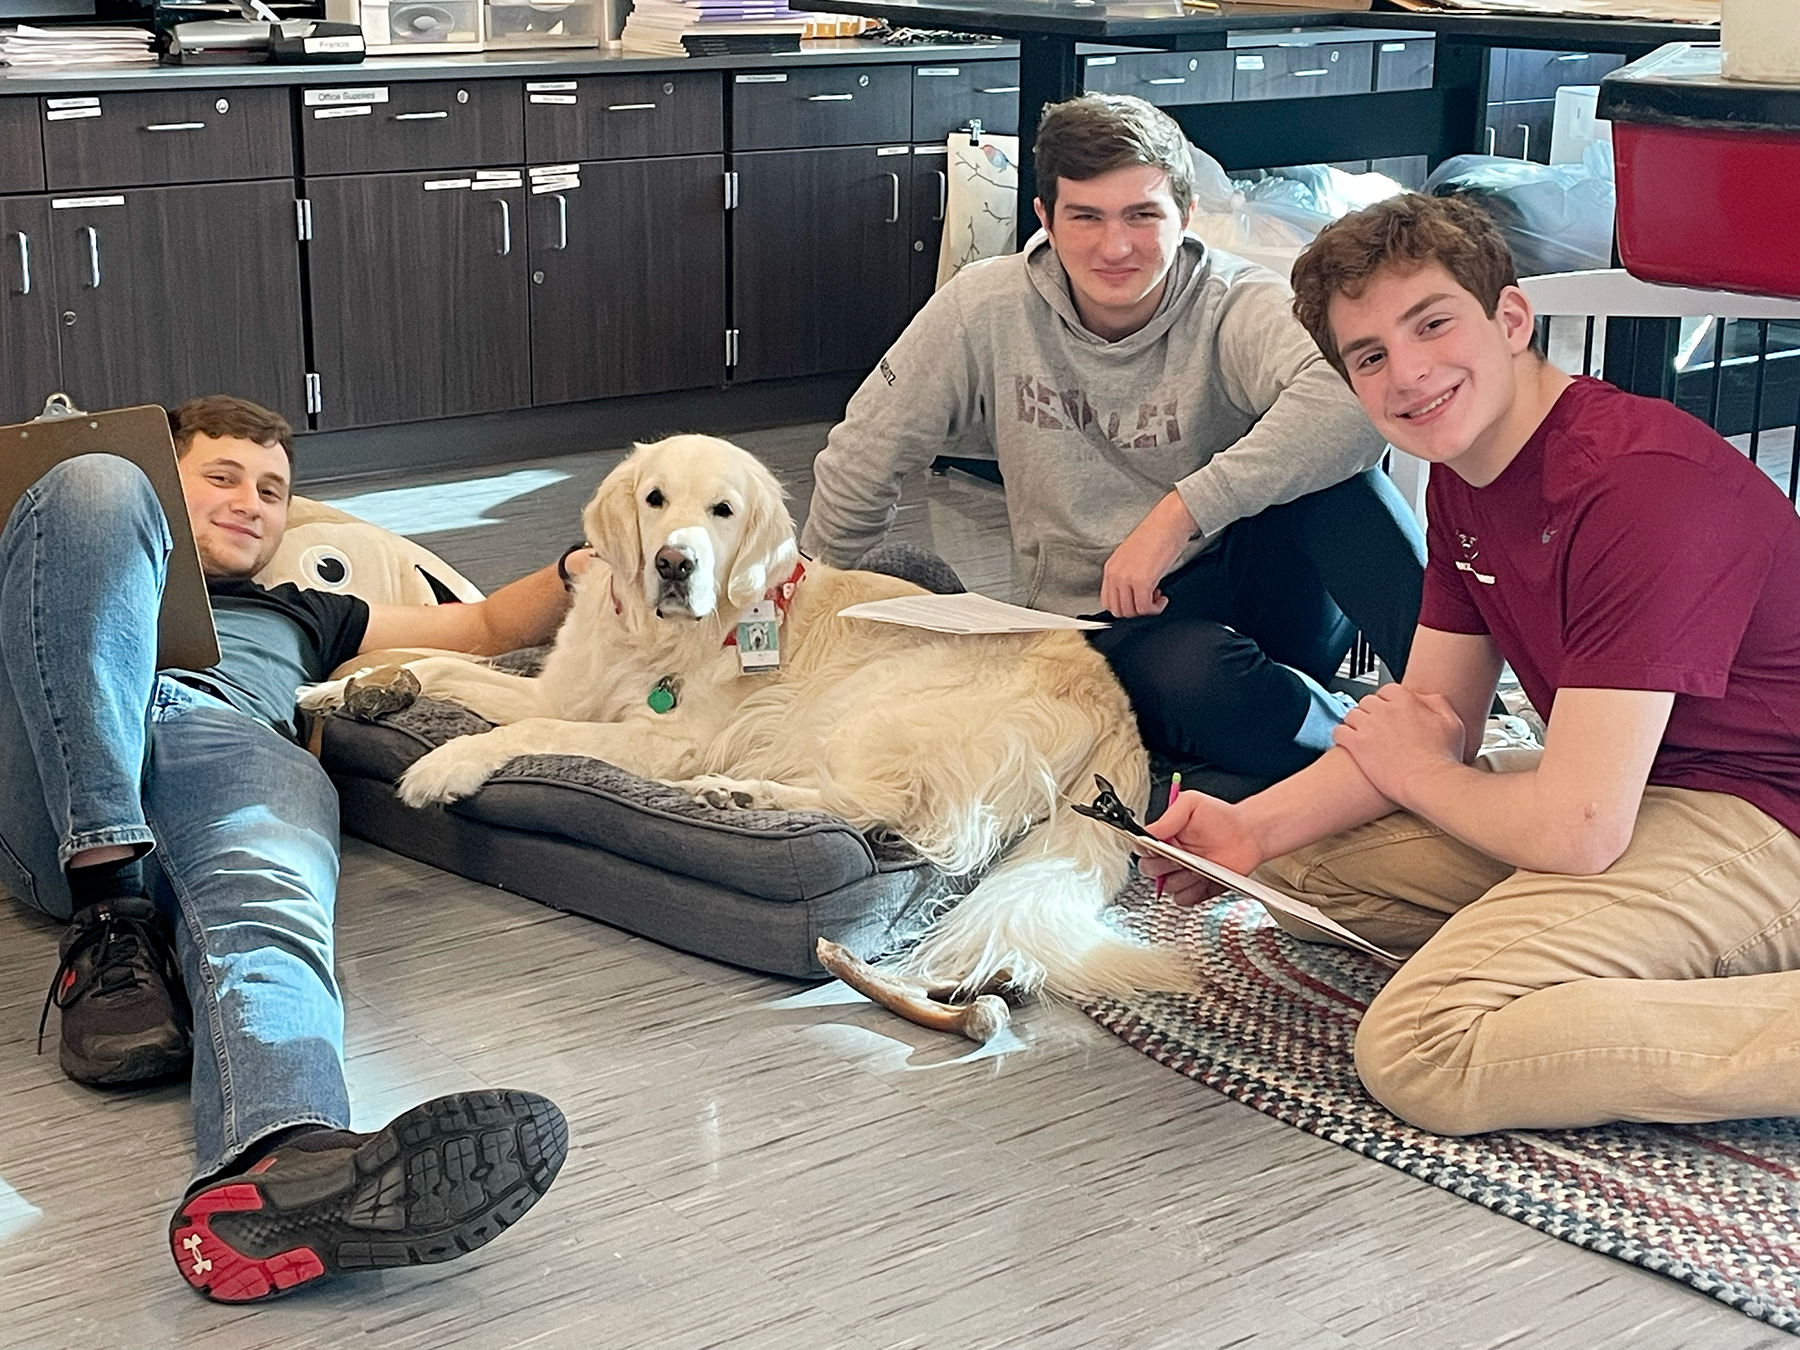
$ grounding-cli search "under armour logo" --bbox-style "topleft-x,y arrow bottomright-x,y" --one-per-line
1541,526 -> 1558,544
182,1233 -> 213,1276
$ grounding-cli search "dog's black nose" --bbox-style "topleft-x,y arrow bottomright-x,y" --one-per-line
655,547 -> 695,583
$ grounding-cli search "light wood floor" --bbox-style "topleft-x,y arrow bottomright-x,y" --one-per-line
0,427 -> 1787,1349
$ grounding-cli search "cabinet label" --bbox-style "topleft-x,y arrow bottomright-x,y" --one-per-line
313,106 -> 372,120
304,35 -> 364,53
1086,56 -> 1115,66
51,195 -> 124,209
45,96 -> 99,109
876,145 -> 908,156
45,107 -> 102,121
917,67 -> 959,76
1381,42 -> 1407,51
470,175 -> 522,190
423,178 -> 471,190
529,94 -> 577,105
1236,54 -> 1265,70
532,176 -> 579,193
303,86 -> 389,107
735,73 -> 787,83
529,163 -> 579,177
525,81 -> 577,91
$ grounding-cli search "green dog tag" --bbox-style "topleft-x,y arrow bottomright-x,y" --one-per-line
647,675 -> 680,714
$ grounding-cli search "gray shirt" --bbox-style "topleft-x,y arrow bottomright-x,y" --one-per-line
800,232 -> 1386,615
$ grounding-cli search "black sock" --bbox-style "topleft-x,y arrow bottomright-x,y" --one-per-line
66,856 -> 147,913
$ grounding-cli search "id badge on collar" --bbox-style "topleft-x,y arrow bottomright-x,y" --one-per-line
736,599 -> 780,673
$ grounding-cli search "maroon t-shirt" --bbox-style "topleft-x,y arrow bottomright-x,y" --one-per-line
1420,375 -> 1800,837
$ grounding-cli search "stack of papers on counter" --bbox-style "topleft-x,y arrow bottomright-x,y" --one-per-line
1386,0 -> 1717,22
619,0 -> 808,55
0,24 -> 157,65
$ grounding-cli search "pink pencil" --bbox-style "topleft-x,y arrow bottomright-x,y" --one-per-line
1153,772 -> 1181,900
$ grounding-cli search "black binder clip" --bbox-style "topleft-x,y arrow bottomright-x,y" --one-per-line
1070,774 -> 1149,837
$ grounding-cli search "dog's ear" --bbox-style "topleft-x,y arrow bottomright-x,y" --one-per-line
583,454 -> 643,579
724,456 -> 798,609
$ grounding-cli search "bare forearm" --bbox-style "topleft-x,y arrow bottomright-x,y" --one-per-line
468,563 -> 569,654
1394,756 -> 1629,875
1236,746 -> 1398,862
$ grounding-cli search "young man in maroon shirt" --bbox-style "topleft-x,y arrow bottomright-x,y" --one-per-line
1146,193 -> 1800,1135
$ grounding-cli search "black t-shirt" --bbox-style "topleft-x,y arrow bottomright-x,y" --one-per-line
165,580 -> 370,741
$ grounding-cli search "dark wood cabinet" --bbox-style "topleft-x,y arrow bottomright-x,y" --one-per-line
731,145 -> 913,382
43,179 -> 305,421
306,170 -> 530,429
1233,41 -> 1372,101
41,88 -> 291,191
524,72 -> 722,162
732,66 -> 912,151
912,61 -> 1020,140
527,153 -> 725,404
909,144 -> 947,316
300,80 -> 524,176
0,98 -> 44,196
0,194 -> 60,425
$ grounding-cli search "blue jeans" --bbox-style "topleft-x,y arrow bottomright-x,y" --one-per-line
1088,468 -> 1426,802
0,455 -> 350,1182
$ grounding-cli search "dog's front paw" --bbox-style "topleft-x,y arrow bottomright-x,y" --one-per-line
398,736 -> 513,806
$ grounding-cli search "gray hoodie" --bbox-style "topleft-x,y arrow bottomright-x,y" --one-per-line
800,231 -> 1386,616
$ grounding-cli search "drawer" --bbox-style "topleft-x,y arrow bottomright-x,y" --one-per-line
524,72 -> 721,162
911,60 -> 1020,140
41,87 -> 290,191
1375,38 -> 1435,92
732,65 -> 911,151
1232,42 -> 1373,101
301,79 -> 524,176
1500,48 -> 1623,104
0,97 -> 43,194
1082,50 -> 1232,106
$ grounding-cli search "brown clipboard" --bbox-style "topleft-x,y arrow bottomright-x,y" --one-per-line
0,402 -> 221,672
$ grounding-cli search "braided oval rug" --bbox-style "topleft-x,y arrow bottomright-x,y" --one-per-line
1083,885 -> 1800,1333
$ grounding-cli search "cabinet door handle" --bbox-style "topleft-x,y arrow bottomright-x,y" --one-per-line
143,121 -> 206,132
12,231 -> 29,296
1516,123 -> 1530,159
807,93 -> 854,101
978,86 -> 1020,94
1555,52 -> 1591,61
1486,125 -> 1496,154
554,192 -> 568,251
394,110 -> 450,121
607,102 -> 657,111
84,225 -> 100,288
934,169 -> 946,223
883,171 -> 899,224
495,198 -> 511,256
1146,77 -> 1186,85
1292,69 -> 1330,78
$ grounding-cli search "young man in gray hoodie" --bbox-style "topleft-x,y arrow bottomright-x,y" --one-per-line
801,94 -> 1425,799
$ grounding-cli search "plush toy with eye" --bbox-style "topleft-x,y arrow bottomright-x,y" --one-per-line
256,496 -> 485,607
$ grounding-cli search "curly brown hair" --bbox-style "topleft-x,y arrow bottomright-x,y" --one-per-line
168,395 -> 293,461
1291,194 -> 1519,380
1033,93 -> 1194,220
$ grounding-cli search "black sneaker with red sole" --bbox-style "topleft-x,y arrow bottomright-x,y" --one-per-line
170,1089 -> 568,1303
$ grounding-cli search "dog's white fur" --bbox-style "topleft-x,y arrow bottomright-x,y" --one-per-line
307,435 -> 1185,1000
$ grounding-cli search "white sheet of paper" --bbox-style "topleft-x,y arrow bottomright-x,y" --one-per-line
838,592 -> 1109,634
1133,833 -> 1402,967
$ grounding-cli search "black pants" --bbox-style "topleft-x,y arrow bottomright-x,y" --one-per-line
1086,468 -> 1426,803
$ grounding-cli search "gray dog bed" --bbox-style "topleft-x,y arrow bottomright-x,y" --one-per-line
319,693 -> 951,979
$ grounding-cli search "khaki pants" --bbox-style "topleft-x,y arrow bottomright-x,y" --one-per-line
1258,785 -> 1800,1134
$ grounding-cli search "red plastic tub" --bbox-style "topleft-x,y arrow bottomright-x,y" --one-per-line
1600,43 -> 1800,299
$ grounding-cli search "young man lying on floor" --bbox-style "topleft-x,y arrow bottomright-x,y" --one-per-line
801,93 -> 1425,802
11,395 -> 583,1300
1147,194 -> 1800,1135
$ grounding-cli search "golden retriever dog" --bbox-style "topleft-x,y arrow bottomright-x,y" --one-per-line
310,435 -> 1186,1003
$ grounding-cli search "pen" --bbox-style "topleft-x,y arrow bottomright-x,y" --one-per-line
1153,772 -> 1181,900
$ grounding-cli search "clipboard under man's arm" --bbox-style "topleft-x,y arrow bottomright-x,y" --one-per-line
0,397 -> 220,672
1075,775 -> 1403,968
